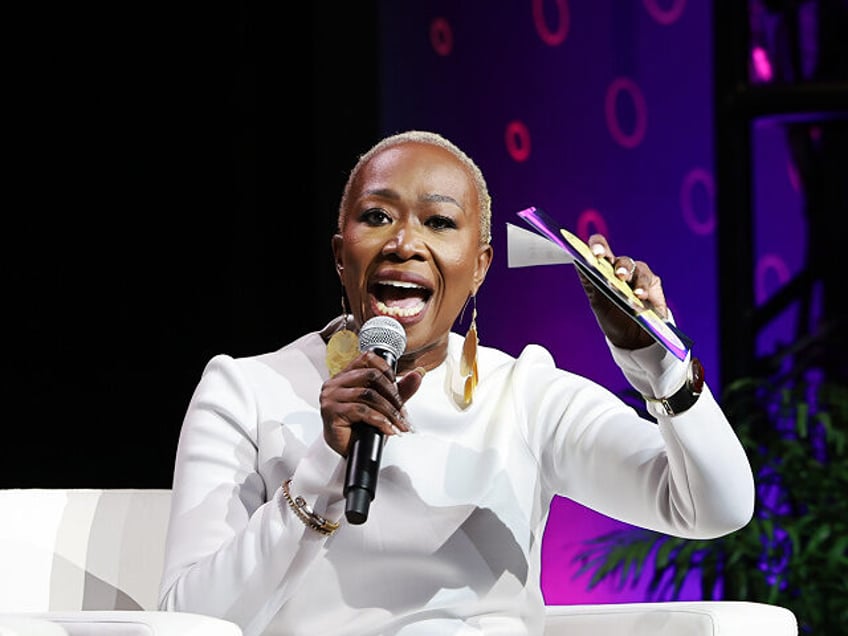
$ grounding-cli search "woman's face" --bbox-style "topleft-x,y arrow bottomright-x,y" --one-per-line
333,141 -> 493,371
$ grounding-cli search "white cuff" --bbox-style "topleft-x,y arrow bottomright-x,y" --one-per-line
603,308 -> 688,398
280,436 -> 346,528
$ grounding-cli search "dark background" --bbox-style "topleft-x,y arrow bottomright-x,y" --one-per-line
5,0 -> 846,609
6,3 -> 380,488
6,1 -> 844,494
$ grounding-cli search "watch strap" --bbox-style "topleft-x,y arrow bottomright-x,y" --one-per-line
644,357 -> 704,417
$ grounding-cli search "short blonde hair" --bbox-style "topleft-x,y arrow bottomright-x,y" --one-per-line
337,130 -> 492,245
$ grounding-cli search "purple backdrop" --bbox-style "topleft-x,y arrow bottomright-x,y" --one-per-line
376,0 -> 800,604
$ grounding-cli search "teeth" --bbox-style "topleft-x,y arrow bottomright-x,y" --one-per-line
376,300 -> 425,318
379,280 -> 425,289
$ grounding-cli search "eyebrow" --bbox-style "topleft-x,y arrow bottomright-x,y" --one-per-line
363,189 -> 465,211
421,193 -> 463,210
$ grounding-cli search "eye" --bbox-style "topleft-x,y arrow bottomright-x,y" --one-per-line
360,208 -> 392,226
426,215 -> 458,231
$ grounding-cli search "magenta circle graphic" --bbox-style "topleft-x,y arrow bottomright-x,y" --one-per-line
532,0 -> 570,46
642,0 -> 686,25
576,208 -> 610,243
756,254 -> 791,305
680,168 -> 715,236
430,17 -> 453,56
505,121 -> 531,163
604,77 -> 647,149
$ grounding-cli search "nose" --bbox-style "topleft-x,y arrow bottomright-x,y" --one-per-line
382,222 -> 426,260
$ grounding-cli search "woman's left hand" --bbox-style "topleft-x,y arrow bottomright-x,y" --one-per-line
578,234 -> 669,350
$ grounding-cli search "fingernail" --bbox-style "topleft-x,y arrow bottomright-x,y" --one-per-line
415,366 -> 427,377
399,408 -> 416,433
591,244 -> 605,256
391,424 -> 404,436
402,412 -> 416,433
634,287 -> 646,296
616,267 -> 629,277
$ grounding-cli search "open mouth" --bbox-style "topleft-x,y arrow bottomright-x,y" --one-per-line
372,280 -> 432,319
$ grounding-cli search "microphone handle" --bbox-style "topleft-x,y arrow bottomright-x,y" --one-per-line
343,346 -> 397,525
343,423 -> 384,524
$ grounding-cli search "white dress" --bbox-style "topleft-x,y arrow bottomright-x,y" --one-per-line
158,319 -> 754,635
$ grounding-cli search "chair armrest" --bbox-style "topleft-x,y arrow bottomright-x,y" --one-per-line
0,616 -> 69,635
544,601 -> 797,636
0,612 -> 242,636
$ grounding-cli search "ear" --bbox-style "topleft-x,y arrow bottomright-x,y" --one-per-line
331,234 -> 344,279
471,243 -> 494,295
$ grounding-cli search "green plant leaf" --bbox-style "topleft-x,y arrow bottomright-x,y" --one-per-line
804,523 -> 832,557
827,534 -> 848,565
572,367 -> 848,634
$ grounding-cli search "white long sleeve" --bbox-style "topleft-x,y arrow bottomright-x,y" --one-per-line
158,327 -> 754,635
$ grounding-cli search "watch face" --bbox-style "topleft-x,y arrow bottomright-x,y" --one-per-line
691,358 -> 705,393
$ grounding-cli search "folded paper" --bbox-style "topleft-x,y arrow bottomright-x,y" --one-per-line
506,222 -> 574,268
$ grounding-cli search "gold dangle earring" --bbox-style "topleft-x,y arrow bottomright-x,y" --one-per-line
460,296 -> 479,406
326,290 -> 359,377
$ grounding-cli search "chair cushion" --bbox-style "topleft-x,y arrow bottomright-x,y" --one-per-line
543,601 -> 798,636
0,489 -> 172,612
1,612 -> 242,636
0,616 -> 69,635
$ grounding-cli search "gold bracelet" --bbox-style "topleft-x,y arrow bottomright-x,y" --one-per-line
282,479 -> 341,536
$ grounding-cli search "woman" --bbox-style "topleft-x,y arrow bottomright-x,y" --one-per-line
159,130 -> 755,635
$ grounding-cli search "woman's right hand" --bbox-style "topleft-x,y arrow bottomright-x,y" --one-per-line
319,352 -> 424,457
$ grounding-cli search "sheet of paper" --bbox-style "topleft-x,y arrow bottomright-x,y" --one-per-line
506,222 -> 574,268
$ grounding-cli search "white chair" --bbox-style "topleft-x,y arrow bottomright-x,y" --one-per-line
0,489 -> 239,635
543,601 -> 797,635
0,616 -> 69,636
0,489 -> 797,636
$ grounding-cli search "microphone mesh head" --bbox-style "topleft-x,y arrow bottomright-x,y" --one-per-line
359,316 -> 407,359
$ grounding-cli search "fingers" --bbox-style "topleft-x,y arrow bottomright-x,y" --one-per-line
588,234 -> 612,262
637,274 -> 669,319
342,355 -> 411,430
588,234 -> 636,284
588,234 -> 635,280
320,352 -> 419,457
585,234 -> 669,319
614,256 -> 637,282
397,366 -> 425,403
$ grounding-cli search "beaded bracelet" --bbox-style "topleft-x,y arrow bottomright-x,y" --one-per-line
282,479 -> 341,536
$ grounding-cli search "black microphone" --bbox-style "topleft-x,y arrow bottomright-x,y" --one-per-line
344,315 -> 407,524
